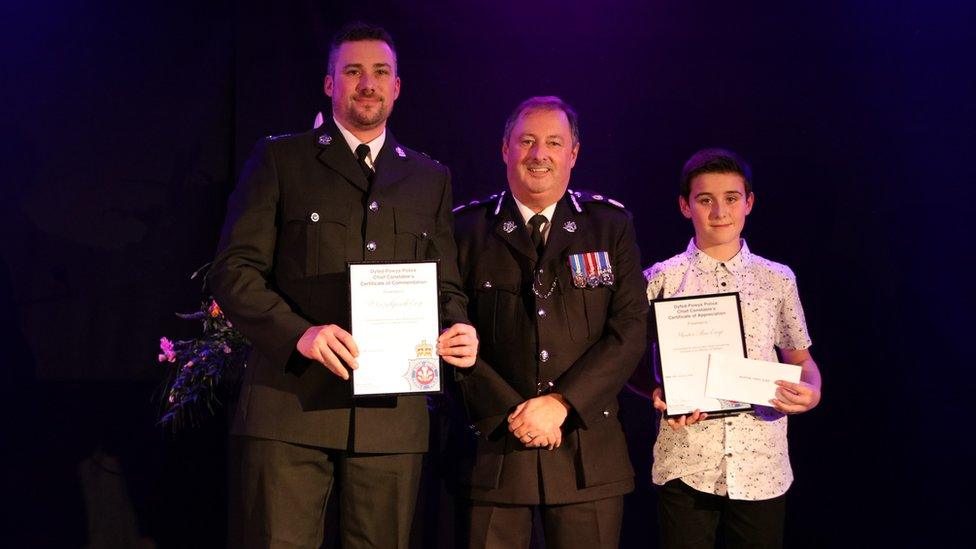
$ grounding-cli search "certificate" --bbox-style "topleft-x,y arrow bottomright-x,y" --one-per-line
652,293 -> 752,417
704,353 -> 802,406
348,261 -> 442,396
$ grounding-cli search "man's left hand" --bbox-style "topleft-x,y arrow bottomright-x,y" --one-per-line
437,323 -> 478,368
508,394 -> 570,447
770,380 -> 821,414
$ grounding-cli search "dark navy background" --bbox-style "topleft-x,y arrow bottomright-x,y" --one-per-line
1,0 -> 971,546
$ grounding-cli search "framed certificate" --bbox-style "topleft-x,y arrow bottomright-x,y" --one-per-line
652,292 -> 752,418
348,260 -> 442,396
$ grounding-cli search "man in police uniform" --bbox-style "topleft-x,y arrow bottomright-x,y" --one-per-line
209,22 -> 478,548
453,96 -> 648,548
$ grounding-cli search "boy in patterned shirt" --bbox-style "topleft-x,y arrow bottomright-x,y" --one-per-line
645,148 -> 823,548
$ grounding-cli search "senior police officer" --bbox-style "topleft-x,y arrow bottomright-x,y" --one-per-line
453,96 -> 648,548
209,22 -> 478,548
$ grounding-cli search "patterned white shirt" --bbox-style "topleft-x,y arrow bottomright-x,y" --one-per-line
645,238 -> 812,500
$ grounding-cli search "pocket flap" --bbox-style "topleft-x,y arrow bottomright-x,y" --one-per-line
394,208 -> 433,237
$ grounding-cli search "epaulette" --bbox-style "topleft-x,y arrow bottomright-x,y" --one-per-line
419,151 -> 442,164
452,191 -> 504,214
567,188 -> 627,213
266,132 -> 299,141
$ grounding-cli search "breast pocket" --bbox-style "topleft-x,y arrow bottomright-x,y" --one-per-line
280,200 -> 350,277
558,268 -> 612,342
394,208 -> 434,259
472,269 -> 524,345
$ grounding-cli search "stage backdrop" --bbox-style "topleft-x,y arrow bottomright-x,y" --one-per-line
1,0 -> 972,546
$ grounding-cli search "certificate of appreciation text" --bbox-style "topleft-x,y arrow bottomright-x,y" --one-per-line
349,261 -> 441,396
652,293 -> 752,417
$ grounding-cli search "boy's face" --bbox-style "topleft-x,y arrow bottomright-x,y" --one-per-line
679,172 -> 754,249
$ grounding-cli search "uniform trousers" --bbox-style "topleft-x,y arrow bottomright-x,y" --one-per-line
657,479 -> 786,549
228,435 -> 423,549
468,496 -> 623,549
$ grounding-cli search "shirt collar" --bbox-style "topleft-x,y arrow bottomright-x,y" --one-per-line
685,238 -> 753,273
333,117 -> 386,169
512,195 -> 558,227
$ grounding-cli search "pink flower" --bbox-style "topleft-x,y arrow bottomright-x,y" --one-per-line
181,360 -> 194,371
208,300 -> 223,318
158,337 -> 176,363
222,345 -> 232,354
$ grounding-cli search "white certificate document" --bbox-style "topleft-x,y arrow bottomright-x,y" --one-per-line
349,261 -> 441,396
704,353 -> 802,406
653,293 -> 751,416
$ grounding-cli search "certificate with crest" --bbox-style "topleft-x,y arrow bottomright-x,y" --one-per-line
652,293 -> 752,418
348,261 -> 442,396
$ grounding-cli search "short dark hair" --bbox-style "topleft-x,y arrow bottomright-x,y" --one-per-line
680,148 -> 753,199
503,96 -> 580,146
326,22 -> 397,77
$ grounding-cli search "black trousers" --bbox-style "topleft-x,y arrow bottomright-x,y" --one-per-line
228,435 -> 423,549
657,479 -> 786,549
468,496 -> 624,549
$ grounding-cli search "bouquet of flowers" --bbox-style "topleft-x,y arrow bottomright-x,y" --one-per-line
156,269 -> 249,430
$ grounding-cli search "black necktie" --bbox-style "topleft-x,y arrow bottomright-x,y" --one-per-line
355,144 -> 374,184
527,214 -> 547,257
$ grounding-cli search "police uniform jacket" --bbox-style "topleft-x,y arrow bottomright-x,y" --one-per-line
209,118 -> 467,453
454,190 -> 648,504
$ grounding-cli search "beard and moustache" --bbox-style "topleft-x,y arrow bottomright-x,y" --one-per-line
341,93 -> 390,130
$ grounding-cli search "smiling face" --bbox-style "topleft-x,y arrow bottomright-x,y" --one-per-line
324,39 -> 400,136
502,108 -> 579,210
680,172 -> 754,254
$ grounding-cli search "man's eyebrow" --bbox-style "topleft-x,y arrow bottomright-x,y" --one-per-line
723,190 -> 743,195
693,192 -> 715,198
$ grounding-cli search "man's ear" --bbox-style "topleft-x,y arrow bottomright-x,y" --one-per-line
679,195 -> 692,219
568,142 -> 580,168
744,192 -> 755,215
324,75 -> 334,98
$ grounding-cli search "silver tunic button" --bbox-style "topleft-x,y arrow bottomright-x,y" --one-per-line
483,280 -> 492,289
603,409 -> 610,417
537,308 -> 546,317
420,231 -> 428,239
368,201 -> 379,212
366,241 -> 377,252
539,350 -> 549,362
309,212 -> 320,222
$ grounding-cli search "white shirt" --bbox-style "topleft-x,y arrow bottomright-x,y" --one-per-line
333,117 -> 386,170
512,196 -> 557,243
645,238 -> 812,500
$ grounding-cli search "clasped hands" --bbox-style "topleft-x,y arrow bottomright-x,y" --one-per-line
508,393 -> 570,451
296,322 -> 479,380
653,380 -> 820,431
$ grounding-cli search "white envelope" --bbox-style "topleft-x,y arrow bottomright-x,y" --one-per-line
704,353 -> 802,406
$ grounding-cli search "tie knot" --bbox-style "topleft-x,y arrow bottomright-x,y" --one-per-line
355,144 -> 371,162
528,214 -> 548,231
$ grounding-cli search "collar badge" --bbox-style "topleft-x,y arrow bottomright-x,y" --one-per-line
563,221 -> 577,233
502,220 -> 517,233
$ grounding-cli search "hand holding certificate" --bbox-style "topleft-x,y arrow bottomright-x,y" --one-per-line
349,261 -> 442,396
